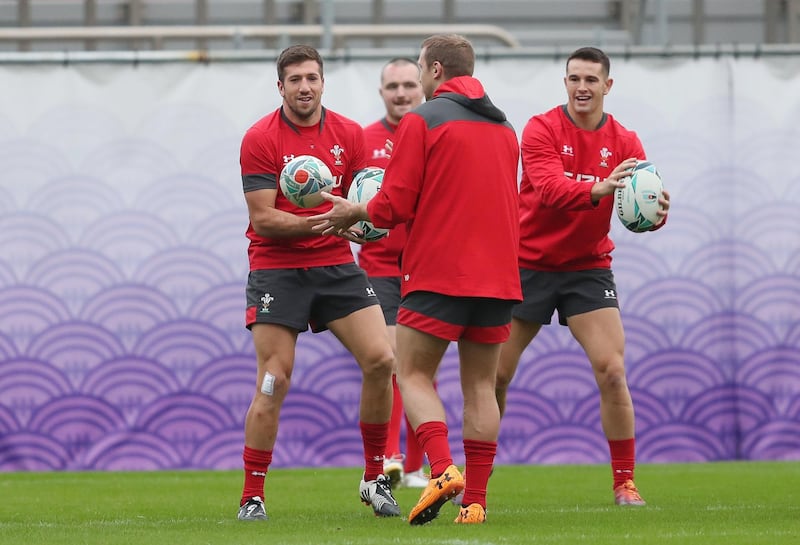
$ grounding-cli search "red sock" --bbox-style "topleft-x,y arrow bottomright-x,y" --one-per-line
360,421 -> 389,481
414,421 -> 452,478
385,375 -> 403,458
241,446 -> 272,505
609,438 -> 636,488
404,381 -> 435,472
462,439 -> 496,509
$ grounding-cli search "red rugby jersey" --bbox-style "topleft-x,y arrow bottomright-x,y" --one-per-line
357,118 -> 407,277
367,77 -> 521,301
240,107 -> 367,270
518,105 -> 645,271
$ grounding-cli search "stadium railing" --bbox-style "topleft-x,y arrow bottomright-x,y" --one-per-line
0,22 -> 521,51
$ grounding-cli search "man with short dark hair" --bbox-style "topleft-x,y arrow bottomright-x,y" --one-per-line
236,44 -> 400,521
495,46 -> 671,507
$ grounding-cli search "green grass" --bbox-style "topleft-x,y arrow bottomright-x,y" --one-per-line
1,462 -> 798,544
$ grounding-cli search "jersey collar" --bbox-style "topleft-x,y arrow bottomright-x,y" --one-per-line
561,104 -> 607,130
280,106 -> 327,134
380,117 -> 398,133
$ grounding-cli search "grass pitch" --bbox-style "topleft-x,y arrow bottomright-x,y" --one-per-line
0,461 -> 797,545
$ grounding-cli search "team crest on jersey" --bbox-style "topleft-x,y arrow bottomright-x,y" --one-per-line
330,144 -> 344,165
599,147 -> 612,168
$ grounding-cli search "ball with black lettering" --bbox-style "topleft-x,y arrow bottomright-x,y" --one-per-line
614,160 -> 664,233
279,155 -> 335,208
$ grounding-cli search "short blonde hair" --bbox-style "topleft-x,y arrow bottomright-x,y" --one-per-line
420,34 -> 474,77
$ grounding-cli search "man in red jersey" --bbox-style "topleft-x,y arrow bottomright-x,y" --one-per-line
236,44 -> 399,521
309,34 -> 521,525
495,46 -> 671,506
361,57 -> 429,490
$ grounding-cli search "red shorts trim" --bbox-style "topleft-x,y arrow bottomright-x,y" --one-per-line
397,308 -> 511,343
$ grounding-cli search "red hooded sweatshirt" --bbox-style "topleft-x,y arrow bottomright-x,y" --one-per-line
367,76 -> 521,301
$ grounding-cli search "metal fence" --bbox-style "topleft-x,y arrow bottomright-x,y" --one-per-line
1,0 -> 799,52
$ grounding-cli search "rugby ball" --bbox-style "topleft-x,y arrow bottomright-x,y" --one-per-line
347,167 -> 388,241
614,161 -> 664,233
279,155 -> 335,208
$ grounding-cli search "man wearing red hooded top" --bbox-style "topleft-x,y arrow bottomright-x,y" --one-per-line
309,34 -> 521,526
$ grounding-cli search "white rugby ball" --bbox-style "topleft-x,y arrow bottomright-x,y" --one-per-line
278,155 -> 335,208
347,167 -> 388,241
614,161 -> 664,233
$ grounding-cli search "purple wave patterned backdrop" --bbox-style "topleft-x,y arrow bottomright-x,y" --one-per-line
0,56 -> 799,471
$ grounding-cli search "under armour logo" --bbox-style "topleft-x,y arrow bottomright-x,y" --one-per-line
435,472 -> 453,490
244,504 -> 260,517
366,287 -> 376,297
604,289 -> 617,299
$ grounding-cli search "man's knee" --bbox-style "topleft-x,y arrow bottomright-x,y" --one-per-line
360,347 -> 395,380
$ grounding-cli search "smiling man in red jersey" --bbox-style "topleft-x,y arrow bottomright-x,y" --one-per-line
236,44 -> 399,522
309,34 -> 521,525
495,46 -> 671,507
360,57 -> 429,491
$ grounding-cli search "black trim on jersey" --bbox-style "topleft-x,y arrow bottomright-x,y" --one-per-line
279,106 -> 327,134
561,104 -> 608,129
437,92 -> 508,122
243,172 -> 277,192
380,117 -> 396,134
417,92 -> 513,131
